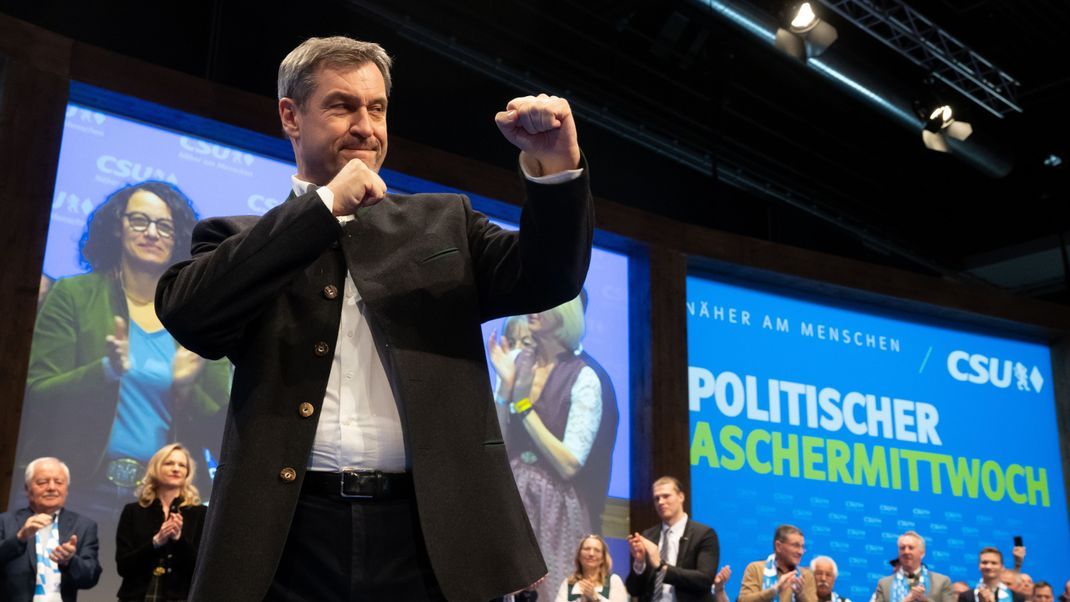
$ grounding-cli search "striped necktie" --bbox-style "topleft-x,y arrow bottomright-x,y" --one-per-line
653,527 -> 669,599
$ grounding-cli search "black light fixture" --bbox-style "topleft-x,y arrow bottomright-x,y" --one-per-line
774,2 -> 838,61
916,101 -> 973,153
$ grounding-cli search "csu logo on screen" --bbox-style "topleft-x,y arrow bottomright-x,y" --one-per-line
946,350 -> 1044,393
96,155 -> 179,184
179,137 -> 255,166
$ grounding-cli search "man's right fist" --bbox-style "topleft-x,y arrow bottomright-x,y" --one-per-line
326,158 -> 387,216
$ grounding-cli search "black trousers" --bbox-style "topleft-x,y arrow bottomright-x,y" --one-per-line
265,484 -> 446,602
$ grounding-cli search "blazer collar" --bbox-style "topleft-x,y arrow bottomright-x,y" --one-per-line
675,518 -> 694,563
651,514 -> 691,563
57,508 -> 74,542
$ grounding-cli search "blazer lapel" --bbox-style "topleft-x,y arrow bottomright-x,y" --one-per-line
675,519 -> 693,566
338,196 -> 402,301
16,509 -> 36,572
644,524 -> 661,545
58,509 -> 74,546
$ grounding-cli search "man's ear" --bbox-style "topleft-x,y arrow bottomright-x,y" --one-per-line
279,98 -> 301,139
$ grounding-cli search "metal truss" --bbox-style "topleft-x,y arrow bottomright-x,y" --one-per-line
818,0 -> 1022,118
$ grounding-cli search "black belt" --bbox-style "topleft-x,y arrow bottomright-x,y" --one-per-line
302,470 -> 414,500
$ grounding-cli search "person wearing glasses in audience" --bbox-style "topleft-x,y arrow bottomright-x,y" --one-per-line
18,181 -> 230,516
115,443 -> 207,602
738,525 -> 817,602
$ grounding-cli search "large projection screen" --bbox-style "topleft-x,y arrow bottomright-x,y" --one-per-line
687,273 -> 1069,601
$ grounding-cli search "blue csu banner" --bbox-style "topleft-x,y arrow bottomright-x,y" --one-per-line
687,275 -> 1069,602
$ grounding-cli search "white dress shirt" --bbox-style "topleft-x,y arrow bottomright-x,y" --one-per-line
293,176 -> 407,472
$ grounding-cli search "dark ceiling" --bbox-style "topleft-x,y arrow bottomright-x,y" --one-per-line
3,0 -> 1068,299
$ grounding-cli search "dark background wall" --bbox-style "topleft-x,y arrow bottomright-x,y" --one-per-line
3,0 -> 1067,293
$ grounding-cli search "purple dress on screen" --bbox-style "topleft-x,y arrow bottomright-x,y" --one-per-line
504,348 -> 618,601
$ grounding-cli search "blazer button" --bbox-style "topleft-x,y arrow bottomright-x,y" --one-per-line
298,402 -> 315,418
322,285 -> 339,300
279,467 -> 297,482
313,341 -> 330,357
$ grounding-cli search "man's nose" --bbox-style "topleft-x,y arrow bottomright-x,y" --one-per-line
349,107 -> 374,137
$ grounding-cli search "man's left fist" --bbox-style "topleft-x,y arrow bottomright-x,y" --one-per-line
495,94 -> 580,176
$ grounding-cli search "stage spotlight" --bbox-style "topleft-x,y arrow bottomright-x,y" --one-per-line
774,2 -> 838,61
790,2 -> 819,30
919,103 -> 972,153
791,2 -> 817,29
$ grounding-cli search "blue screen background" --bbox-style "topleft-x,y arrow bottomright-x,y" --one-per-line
687,274 -> 1069,601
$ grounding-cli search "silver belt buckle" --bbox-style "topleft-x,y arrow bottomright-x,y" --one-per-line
339,469 -> 376,499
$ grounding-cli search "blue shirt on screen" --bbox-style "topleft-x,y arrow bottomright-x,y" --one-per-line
106,321 -> 175,460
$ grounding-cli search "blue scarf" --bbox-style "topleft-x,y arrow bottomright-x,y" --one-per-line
891,567 -> 931,602
763,554 -> 801,602
33,515 -> 61,601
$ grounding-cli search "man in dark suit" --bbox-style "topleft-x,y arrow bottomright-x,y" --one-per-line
626,476 -> 719,602
958,548 -> 1026,602
156,35 -> 591,602
0,457 -> 101,602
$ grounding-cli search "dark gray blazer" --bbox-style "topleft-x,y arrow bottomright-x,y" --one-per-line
873,571 -> 956,602
156,168 -> 593,602
626,518 -> 720,602
0,507 -> 102,602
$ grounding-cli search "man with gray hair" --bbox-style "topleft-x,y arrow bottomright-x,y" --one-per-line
157,34 -> 592,602
873,531 -> 955,602
811,555 -> 851,602
0,457 -> 101,601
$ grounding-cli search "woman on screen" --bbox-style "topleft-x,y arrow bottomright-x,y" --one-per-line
488,292 -> 619,601
115,443 -> 207,602
19,181 -> 229,507
554,534 -> 627,602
